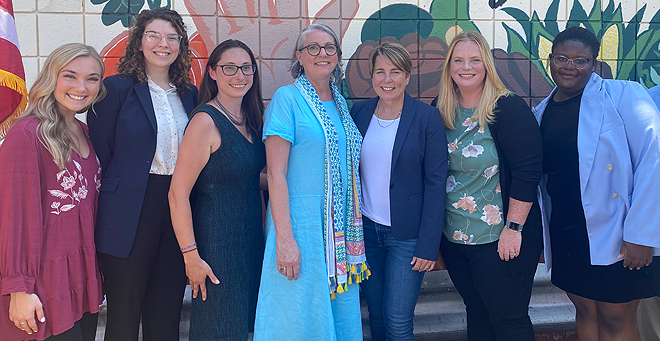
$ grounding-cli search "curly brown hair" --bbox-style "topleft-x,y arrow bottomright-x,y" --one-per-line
116,8 -> 192,95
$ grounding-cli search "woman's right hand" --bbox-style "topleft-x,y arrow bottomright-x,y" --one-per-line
277,237 -> 301,280
183,252 -> 220,301
618,241 -> 653,270
9,292 -> 45,335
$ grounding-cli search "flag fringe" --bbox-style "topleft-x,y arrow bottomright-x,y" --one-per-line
0,69 -> 28,139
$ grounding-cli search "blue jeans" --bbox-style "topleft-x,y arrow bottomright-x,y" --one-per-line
360,216 -> 426,341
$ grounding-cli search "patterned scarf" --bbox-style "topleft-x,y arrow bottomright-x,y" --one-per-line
294,75 -> 370,298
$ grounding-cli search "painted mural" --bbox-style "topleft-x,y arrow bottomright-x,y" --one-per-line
86,0 -> 660,106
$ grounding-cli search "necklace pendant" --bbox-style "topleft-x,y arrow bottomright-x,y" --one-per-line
214,97 -> 246,126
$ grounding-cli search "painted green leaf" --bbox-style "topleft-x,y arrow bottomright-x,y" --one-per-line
503,23 -> 529,57
542,0 -> 560,34
429,0 -> 457,20
501,8 -> 529,22
568,0 -> 589,22
587,0 -> 602,25
601,1 -> 618,22
650,66 -> 660,86
361,4 -> 434,42
92,0 -> 145,27
146,0 -> 171,9
651,7 -> 660,30
429,0 -> 479,39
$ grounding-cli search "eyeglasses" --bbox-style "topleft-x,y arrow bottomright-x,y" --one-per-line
143,31 -> 182,45
550,54 -> 591,69
299,44 -> 338,56
213,64 -> 257,76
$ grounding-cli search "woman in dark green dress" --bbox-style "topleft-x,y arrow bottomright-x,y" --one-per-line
168,39 -> 266,341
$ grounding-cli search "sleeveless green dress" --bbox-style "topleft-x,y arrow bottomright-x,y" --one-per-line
189,104 -> 266,341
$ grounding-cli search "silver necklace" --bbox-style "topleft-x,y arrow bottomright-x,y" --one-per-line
375,103 -> 402,128
213,97 -> 245,126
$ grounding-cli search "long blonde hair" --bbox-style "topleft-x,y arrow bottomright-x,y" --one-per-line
14,43 -> 106,170
437,31 -> 509,129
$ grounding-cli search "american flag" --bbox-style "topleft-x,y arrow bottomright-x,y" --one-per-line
0,0 -> 27,138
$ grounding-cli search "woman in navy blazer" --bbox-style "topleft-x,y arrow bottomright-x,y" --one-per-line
350,43 -> 447,341
88,9 -> 197,341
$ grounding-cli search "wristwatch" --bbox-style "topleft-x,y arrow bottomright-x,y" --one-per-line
505,221 -> 523,232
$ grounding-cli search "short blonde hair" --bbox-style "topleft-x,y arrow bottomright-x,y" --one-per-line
368,43 -> 412,76
437,31 -> 509,130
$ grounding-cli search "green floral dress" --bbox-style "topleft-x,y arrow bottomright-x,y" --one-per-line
444,106 -> 504,245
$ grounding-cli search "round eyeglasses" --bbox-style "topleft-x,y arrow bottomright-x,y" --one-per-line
213,64 -> 257,76
299,44 -> 338,56
550,54 -> 592,69
143,31 -> 182,45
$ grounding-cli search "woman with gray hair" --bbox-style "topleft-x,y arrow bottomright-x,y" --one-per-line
253,23 -> 369,340
350,42 -> 447,340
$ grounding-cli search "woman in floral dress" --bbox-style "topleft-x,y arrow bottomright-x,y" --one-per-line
435,31 -> 543,341
0,43 -> 106,341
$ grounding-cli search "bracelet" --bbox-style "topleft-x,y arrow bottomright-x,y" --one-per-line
182,247 -> 198,254
180,243 -> 197,251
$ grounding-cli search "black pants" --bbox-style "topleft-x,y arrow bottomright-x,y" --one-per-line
29,312 -> 97,341
98,175 -> 187,341
441,236 -> 536,341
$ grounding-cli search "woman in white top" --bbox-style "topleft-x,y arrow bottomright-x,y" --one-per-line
350,42 -> 447,341
88,8 -> 198,341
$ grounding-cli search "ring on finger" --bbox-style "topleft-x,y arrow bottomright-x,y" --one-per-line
20,321 -> 26,325
279,266 -> 284,271
509,252 -> 517,256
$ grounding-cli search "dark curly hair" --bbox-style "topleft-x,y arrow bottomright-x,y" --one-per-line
552,25 -> 601,59
197,39 -> 264,135
116,8 -> 192,95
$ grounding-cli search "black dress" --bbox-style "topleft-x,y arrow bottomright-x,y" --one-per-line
188,104 -> 266,340
541,93 -> 659,303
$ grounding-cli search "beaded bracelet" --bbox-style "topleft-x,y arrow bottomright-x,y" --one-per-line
182,247 -> 198,254
180,243 -> 197,251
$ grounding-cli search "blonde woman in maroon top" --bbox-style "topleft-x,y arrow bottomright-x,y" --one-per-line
0,43 -> 106,341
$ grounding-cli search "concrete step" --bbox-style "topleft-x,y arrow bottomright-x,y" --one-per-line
360,265 -> 576,340
95,265 -> 575,341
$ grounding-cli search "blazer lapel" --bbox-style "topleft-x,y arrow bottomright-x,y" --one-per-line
577,73 -> 604,195
134,82 -> 157,134
390,93 -> 416,175
180,90 -> 195,114
356,97 -> 378,137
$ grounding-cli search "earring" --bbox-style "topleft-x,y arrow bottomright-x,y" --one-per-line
334,71 -> 339,77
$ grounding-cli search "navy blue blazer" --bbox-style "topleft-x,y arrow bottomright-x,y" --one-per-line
351,93 -> 448,261
88,74 -> 198,258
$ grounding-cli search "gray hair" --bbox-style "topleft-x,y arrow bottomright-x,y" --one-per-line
290,23 -> 343,82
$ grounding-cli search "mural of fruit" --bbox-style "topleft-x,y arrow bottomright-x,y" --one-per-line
88,0 -> 660,102
501,0 -> 660,88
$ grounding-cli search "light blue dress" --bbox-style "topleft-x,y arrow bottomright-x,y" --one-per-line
253,85 -> 363,341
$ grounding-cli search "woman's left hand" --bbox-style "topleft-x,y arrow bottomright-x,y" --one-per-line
618,241 -> 653,270
497,228 -> 522,261
411,257 -> 436,272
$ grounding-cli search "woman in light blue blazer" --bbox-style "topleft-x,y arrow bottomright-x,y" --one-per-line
534,26 -> 660,341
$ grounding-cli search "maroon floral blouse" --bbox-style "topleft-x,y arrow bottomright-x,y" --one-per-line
0,117 -> 103,341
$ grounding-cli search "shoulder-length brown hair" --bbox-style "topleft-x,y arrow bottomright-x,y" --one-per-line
116,8 -> 192,95
437,31 -> 510,130
197,39 -> 264,134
